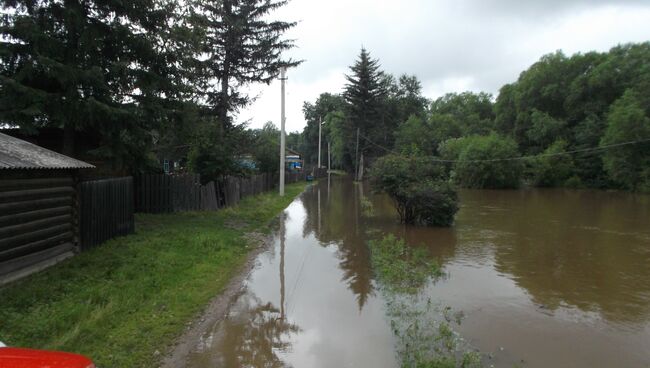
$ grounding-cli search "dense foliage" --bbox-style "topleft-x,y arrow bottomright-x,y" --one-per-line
600,90 -> 650,191
0,0 -> 297,176
300,49 -> 429,172
440,134 -> 523,189
191,0 -> 300,125
0,0 -> 188,166
302,42 -> 650,192
370,154 -> 459,226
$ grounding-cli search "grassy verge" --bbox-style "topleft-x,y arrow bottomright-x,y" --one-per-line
0,182 -> 307,367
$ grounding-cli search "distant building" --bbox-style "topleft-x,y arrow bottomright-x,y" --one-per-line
286,148 -> 303,172
235,154 -> 257,170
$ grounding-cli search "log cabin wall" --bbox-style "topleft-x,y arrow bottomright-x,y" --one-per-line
0,170 -> 78,285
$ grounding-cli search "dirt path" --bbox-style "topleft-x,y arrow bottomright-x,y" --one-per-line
160,227 -> 277,368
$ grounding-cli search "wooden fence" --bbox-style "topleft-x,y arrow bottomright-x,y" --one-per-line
135,170 -> 323,214
135,174 -> 217,213
79,177 -> 135,250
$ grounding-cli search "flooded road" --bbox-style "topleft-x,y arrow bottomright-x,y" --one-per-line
187,176 -> 650,368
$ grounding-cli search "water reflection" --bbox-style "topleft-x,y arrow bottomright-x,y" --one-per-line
187,188 -> 397,368
458,189 -> 650,326
300,180 -> 375,310
187,176 -> 650,368
192,294 -> 300,368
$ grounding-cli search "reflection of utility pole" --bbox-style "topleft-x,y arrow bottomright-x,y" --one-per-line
354,127 -> 360,181
358,153 -> 364,181
279,211 -> 286,320
327,171 -> 331,198
354,176 -> 359,235
318,116 -> 322,168
328,140 -> 331,172
279,67 -> 287,196
359,178 -> 364,199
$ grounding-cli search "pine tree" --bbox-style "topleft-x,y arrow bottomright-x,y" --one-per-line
343,48 -> 386,159
191,0 -> 300,126
0,0 -> 191,167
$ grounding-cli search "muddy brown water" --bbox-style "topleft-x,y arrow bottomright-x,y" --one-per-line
186,176 -> 650,368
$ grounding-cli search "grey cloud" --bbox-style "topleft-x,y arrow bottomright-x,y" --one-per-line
244,0 -> 650,129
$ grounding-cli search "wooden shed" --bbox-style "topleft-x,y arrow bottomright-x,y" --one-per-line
0,132 -> 94,285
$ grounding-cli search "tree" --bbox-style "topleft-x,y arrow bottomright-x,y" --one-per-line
192,0 -> 301,125
430,92 -> 494,136
343,48 -> 386,160
394,115 -> 435,155
530,139 -> 576,187
442,134 -> 523,189
393,74 -> 429,121
188,119 -> 252,182
370,154 -> 458,226
492,42 -> 650,188
326,110 -> 351,169
381,74 -> 429,134
251,122 -> 280,173
0,0 -> 189,167
601,90 -> 650,191
426,92 -> 495,154
301,93 -> 345,164
526,109 -> 568,154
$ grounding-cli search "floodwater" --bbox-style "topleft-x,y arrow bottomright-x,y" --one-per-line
187,176 -> 650,368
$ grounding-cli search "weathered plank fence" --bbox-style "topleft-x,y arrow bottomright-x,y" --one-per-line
135,174 -> 202,213
79,177 -> 135,250
134,170 -> 321,214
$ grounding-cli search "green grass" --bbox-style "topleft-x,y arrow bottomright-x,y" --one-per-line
0,182 -> 307,367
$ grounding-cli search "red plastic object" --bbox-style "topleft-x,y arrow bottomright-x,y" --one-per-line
0,347 -> 94,368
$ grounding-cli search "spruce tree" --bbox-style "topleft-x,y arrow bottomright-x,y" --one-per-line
191,0 -> 300,125
343,48 -> 386,159
0,0 -> 191,167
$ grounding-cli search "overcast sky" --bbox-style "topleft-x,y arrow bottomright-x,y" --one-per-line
236,0 -> 650,133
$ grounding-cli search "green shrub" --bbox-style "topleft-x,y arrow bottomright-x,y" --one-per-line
530,139 -> 575,187
564,175 -> 584,189
441,134 -> 523,189
370,154 -> 459,226
393,181 -> 458,226
600,90 -> 650,191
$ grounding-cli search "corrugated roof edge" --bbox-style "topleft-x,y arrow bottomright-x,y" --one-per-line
0,132 -> 95,170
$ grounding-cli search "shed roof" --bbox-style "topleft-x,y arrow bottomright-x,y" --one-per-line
0,132 -> 95,170
286,147 -> 301,157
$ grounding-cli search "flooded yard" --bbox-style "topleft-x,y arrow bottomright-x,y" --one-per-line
186,176 -> 650,368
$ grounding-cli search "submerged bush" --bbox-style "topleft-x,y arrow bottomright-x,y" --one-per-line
393,181 -> 458,227
368,234 -> 441,293
370,154 -> 459,226
369,234 -> 483,368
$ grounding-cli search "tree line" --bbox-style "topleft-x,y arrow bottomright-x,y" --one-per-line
300,43 -> 650,192
1,0 -> 298,176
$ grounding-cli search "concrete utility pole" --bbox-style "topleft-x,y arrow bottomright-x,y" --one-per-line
279,67 -> 287,196
318,116 -> 322,168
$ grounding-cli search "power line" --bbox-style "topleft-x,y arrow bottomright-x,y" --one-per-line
358,132 -> 650,163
